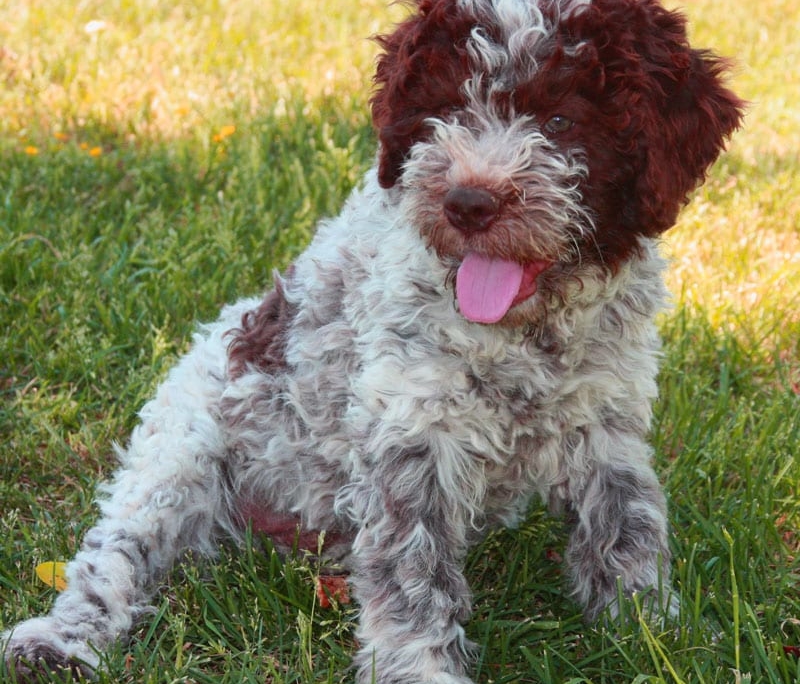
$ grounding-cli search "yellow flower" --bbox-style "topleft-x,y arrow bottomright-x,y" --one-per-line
24,145 -> 39,155
53,132 -> 70,142
88,146 -> 102,157
213,124 -> 236,142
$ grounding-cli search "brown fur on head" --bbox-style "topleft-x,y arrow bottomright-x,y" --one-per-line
371,0 -> 745,267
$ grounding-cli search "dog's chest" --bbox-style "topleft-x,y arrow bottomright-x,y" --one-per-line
226,177 -> 664,530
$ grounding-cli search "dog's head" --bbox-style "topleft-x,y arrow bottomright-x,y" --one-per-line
371,0 -> 744,324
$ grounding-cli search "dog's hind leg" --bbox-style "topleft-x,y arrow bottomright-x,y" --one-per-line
1,302 -> 251,680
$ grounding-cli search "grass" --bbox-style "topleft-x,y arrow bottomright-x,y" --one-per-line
0,0 -> 798,682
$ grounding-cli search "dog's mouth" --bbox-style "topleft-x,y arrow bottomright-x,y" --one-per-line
455,252 -> 553,324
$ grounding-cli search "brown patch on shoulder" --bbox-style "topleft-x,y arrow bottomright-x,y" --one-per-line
227,273 -> 297,378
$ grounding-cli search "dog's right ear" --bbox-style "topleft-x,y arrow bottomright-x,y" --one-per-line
371,0 -> 474,188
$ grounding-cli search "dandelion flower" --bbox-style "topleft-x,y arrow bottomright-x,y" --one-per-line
213,125 -> 236,142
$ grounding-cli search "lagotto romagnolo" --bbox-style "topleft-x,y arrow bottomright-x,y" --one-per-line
2,0 -> 743,681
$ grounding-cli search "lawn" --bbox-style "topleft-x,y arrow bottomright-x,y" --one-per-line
1,0 -> 798,682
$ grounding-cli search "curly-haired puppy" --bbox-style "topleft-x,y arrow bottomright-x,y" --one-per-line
2,0 -> 743,681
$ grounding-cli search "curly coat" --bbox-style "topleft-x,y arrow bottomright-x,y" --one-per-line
2,0 -> 742,681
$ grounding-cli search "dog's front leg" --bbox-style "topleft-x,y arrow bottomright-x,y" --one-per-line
345,445 -> 477,684
564,433 -> 678,623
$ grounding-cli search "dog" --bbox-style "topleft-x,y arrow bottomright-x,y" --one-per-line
2,0 -> 743,681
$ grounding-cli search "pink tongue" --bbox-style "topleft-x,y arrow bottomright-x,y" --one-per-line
456,253 -> 525,324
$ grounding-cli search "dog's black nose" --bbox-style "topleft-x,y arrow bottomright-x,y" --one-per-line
443,186 -> 500,233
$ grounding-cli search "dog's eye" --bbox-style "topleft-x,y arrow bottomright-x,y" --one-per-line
543,115 -> 574,135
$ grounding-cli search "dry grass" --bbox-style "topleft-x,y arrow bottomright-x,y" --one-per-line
0,0 -> 406,141
662,0 -> 800,366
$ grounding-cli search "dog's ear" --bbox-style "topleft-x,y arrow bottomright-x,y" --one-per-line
371,0 -> 473,188
565,0 -> 744,237
620,0 -> 745,234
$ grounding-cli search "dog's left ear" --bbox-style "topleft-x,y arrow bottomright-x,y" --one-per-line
623,0 -> 746,234
371,0 -> 474,189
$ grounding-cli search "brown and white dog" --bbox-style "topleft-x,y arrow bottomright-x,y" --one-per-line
2,0 -> 743,681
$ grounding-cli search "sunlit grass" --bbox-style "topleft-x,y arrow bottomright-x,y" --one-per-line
0,0 -> 406,141
662,0 -> 800,364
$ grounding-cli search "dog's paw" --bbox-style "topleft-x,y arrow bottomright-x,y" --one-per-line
2,617 -> 98,682
594,584 -> 681,634
420,674 -> 475,684
366,675 -> 474,684
634,586 -> 681,627
356,662 -> 475,684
